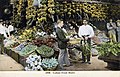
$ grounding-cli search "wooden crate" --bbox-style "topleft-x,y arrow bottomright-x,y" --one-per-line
19,55 -> 28,67
11,50 -> 20,63
5,48 -> 12,56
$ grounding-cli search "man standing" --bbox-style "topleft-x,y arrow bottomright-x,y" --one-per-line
0,21 -> 7,54
78,19 -> 94,64
56,20 -> 71,70
107,19 -> 117,42
0,22 -> 9,38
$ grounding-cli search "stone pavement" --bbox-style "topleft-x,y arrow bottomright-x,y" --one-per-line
0,54 -> 110,71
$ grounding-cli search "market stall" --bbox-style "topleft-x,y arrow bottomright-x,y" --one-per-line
3,34 -> 59,71
1,0 -> 120,71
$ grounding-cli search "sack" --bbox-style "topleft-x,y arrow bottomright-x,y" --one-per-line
69,48 -> 82,61
91,48 -> 98,56
91,36 -> 101,44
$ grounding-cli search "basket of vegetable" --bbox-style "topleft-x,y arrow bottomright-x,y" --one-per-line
14,42 -> 27,51
41,58 -> 58,71
36,45 -> 54,57
25,54 -> 43,71
19,44 -> 37,56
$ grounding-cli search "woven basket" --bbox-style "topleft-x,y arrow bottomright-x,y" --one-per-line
42,65 -> 58,71
40,50 -> 54,58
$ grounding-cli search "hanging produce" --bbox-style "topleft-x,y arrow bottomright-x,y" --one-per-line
26,0 -> 36,20
37,4 -> 47,24
108,4 -> 120,19
82,3 -> 108,20
13,0 -> 120,33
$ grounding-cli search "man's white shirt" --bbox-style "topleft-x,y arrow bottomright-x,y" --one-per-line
78,25 -> 94,38
0,23 -> 8,38
8,25 -> 14,32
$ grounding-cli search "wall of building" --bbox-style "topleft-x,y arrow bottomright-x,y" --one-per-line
0,0 -> 10,19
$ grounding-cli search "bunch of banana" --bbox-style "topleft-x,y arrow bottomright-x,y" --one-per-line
12,14 -> 21,28
17,0 -> 23,15
108,4 -> 120,19
55,2 -> 60,14
26,7 -> 36,19
71,2 -> 76,13
26,0 -> 36,20
67,3 -> 72,15
11,0 -> 23,27
28,0 -> 33,6
47,0 -> 55,14
82,3 -> 108,20
37,4 -> 47,24
75,3 -> 80,12
63,1 -> 67,13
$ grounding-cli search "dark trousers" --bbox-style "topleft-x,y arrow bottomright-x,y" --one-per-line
81,38 -> 91,62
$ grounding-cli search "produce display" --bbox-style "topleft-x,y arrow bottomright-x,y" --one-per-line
9,42 -> 20,48
36,45 -> 54,57
32,35 -> 56,47
19,28 -> 37,41
19,44 -> 37,56
32,38 -> 44,47
97,42 -> 120,56
4,36 -> 20,48
14,42 -> 27,51
4,40 -> 15,48
44,36 -> 56,47
41,57 -> 58,70
25,54 -> 43,71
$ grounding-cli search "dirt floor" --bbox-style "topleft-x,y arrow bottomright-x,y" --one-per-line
64,56 -> 109,71
0,54 -> 111,71
0,54 -> 24,71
